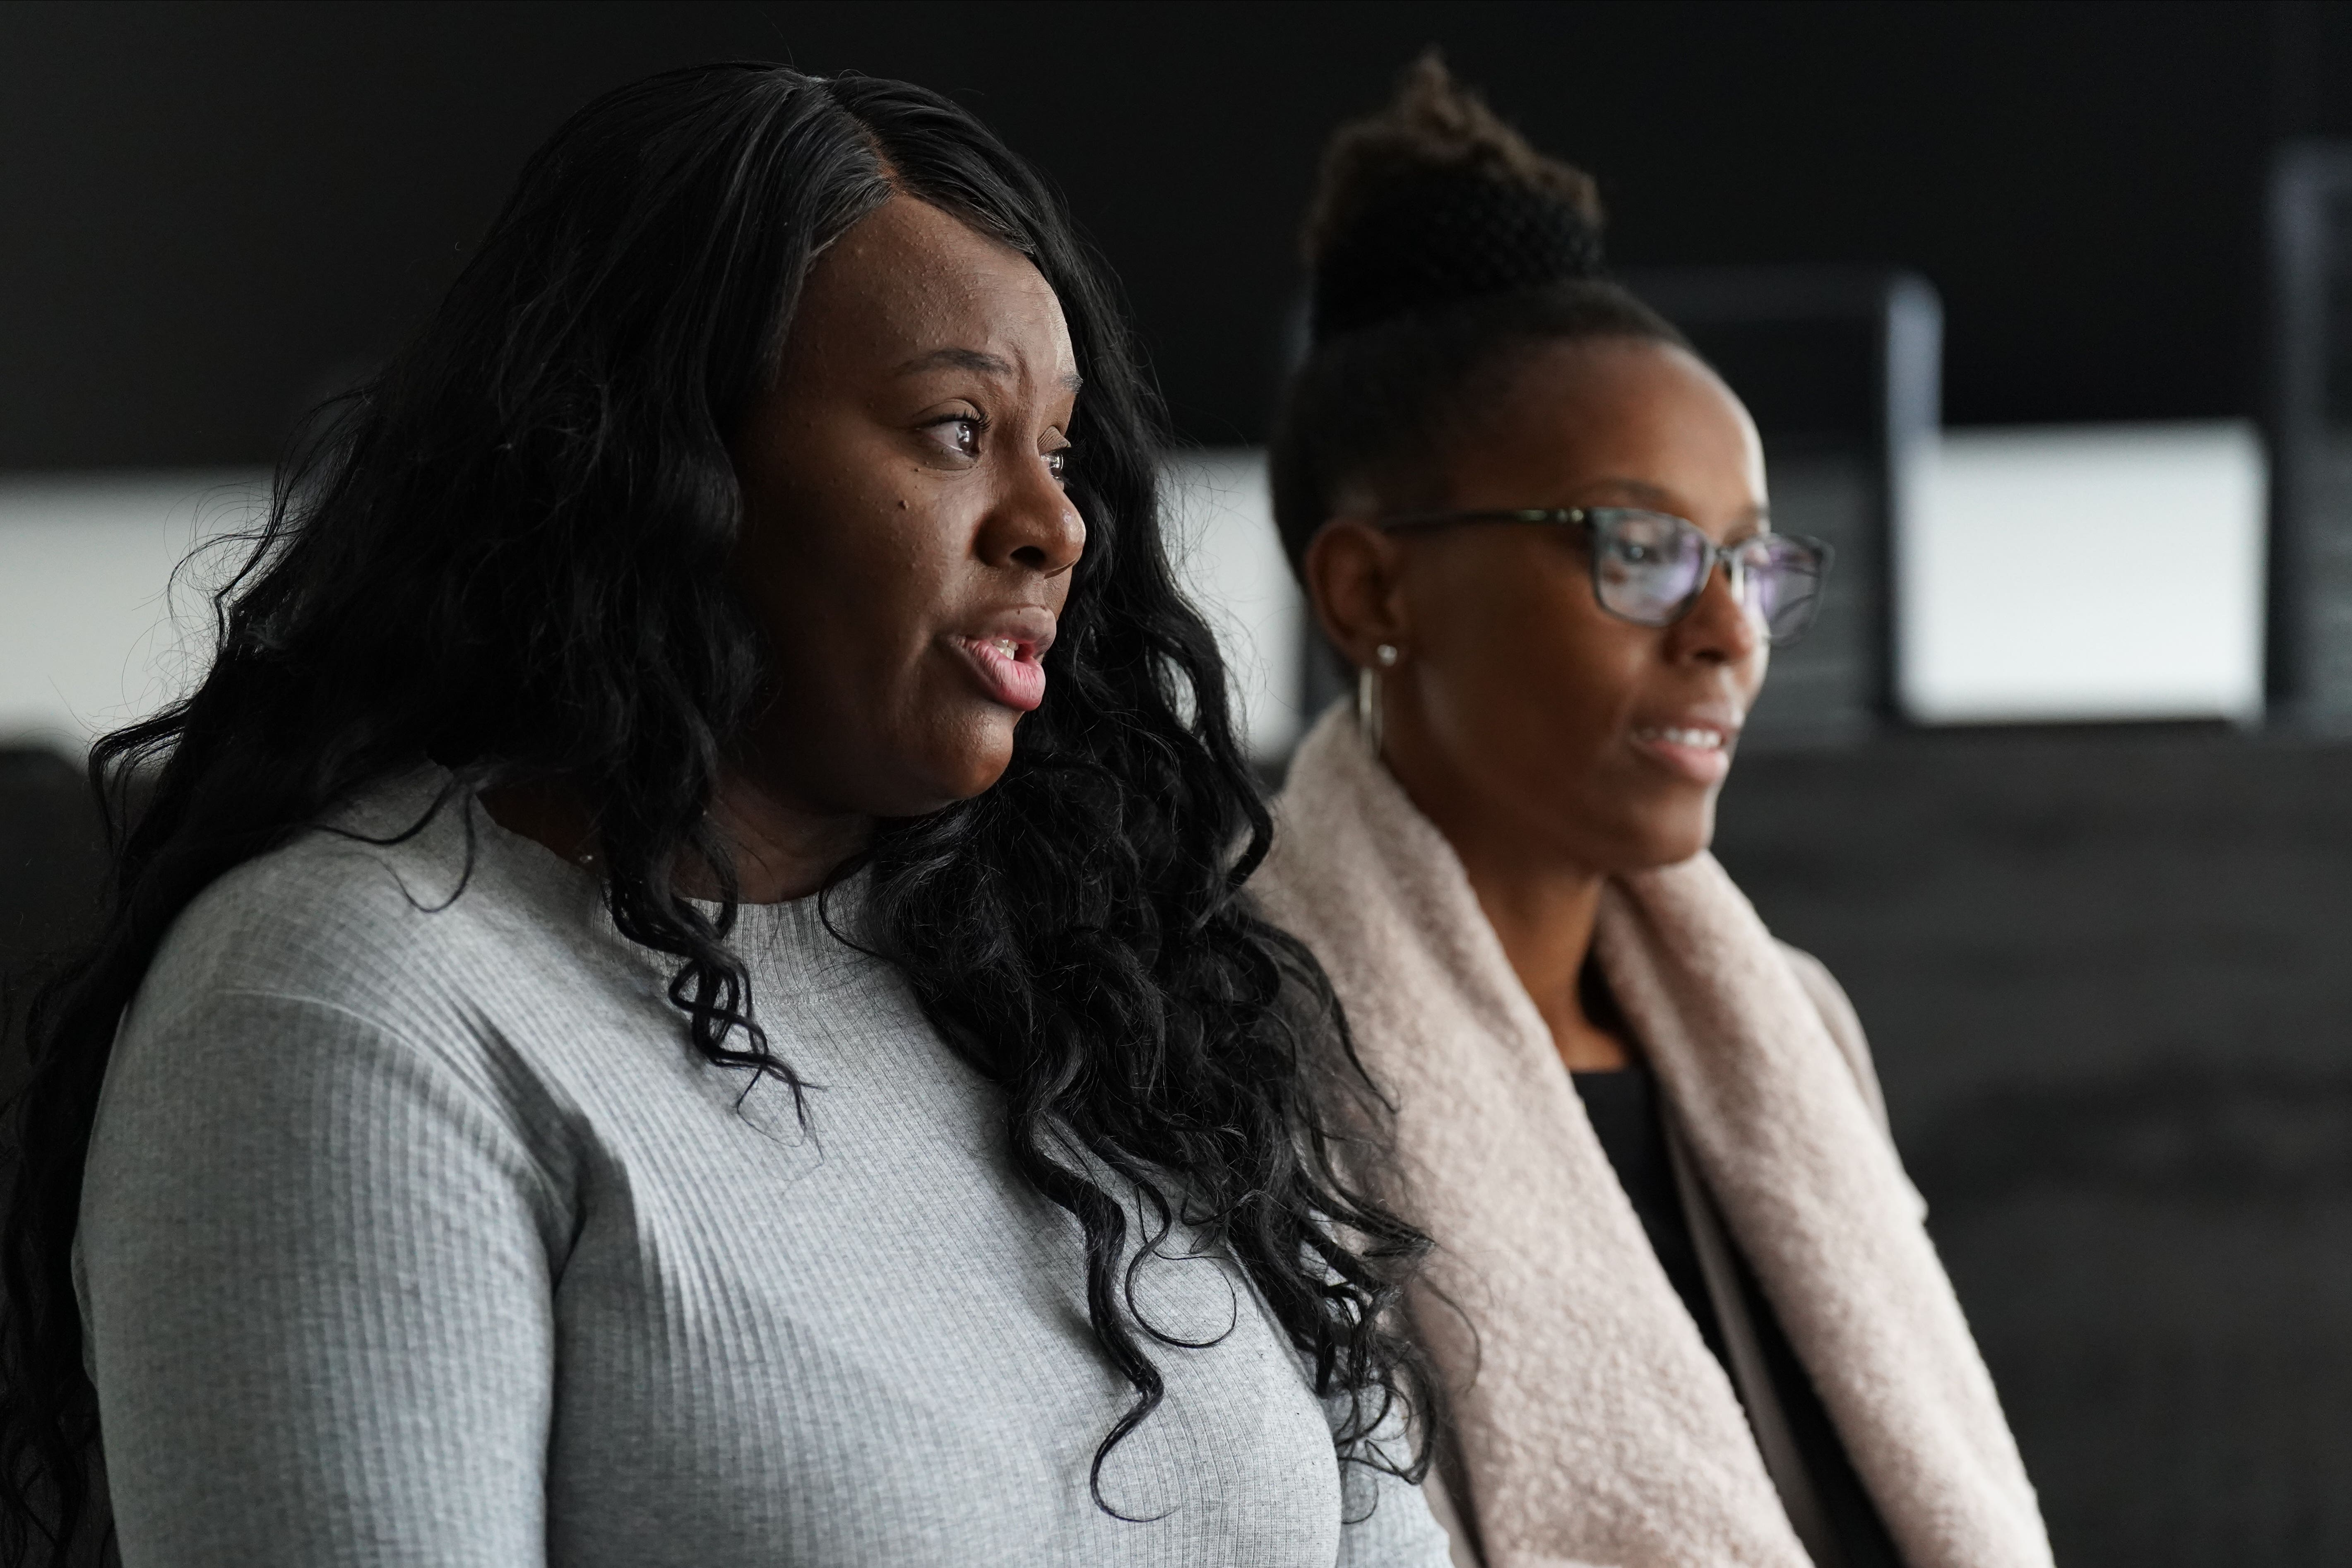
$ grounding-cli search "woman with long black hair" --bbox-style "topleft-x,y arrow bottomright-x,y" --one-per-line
0,64 -> 1448,1567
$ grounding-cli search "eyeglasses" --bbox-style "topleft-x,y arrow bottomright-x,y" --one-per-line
1376,506 -> 1833,646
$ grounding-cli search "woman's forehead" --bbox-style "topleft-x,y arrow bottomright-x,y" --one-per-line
799,196 -> 1074,380
1462,338 -> 1765,511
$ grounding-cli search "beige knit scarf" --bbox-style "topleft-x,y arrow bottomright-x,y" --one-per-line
1255,707 -> 2050,1568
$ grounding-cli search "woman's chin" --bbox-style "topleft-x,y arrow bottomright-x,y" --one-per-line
904,721 -> 1021,809
1585,801 -> 1716,874
1647,810 -> 1718,868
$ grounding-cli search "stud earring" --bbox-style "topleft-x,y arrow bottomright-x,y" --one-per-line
1376,643 -> 1400,667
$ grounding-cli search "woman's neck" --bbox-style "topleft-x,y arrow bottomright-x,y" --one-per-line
1385,745 -> 1630,1073
702,769 -> 873,902
1453,842 -> 1630,1072
479,768 -> 872,904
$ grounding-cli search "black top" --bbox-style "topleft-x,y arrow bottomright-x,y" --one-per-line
1573,1056 -> 1906,1568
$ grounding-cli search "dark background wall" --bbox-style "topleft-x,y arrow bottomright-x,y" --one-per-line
1711,729 -> 2352,1564
5,0 -> 2352,473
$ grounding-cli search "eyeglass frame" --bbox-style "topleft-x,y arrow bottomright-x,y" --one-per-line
1371,505 -> 1834,645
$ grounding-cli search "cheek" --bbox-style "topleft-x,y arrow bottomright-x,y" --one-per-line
1419,568 -> 1705,833
735,475 -> 972,749
729,416 -> 1022,814
744,485 -> 950,662
1429,564 -> 1643,748
1738,641 -> 1771,702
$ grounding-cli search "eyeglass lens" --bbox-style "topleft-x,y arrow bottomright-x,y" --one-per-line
1591,510 -> 1823,643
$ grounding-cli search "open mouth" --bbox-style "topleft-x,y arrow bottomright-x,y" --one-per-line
955,635 -> 1047,712
1628,720 -> 1737,783
1632,725 -> 1726,752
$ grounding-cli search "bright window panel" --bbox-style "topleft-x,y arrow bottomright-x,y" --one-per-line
1900,423 -> 2266,724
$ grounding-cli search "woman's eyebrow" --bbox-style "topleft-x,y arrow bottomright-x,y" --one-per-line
893,347 -> 1083,395
895,346 -> 1014,378
1579,476 -> 1674,505
1579,477 -> 1768,525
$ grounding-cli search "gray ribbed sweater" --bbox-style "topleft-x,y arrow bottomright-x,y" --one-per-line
75,775 -> 1447,1568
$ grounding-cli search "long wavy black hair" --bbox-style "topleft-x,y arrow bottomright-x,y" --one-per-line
0,63 -> 1433,1561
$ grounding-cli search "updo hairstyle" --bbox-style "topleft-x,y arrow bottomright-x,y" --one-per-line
1268,53 -> 1689,575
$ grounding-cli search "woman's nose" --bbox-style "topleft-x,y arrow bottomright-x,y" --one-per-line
1670,559 -> 1763,665
981,457 -> 1086,577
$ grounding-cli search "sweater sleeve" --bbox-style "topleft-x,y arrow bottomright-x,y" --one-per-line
78,987 -> 568,1568
1331,1400 -> 1457,1568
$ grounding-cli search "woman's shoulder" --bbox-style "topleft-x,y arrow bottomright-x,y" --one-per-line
1775,941 -> 1888,1135
135,771 -> 604,1046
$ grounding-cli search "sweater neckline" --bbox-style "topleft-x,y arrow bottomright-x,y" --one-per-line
339,765 -> 872,970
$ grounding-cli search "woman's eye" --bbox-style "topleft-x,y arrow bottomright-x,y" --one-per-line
923,415 -> 983,459
1046,447 -> 1071,484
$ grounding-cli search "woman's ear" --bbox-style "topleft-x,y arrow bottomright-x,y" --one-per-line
1303,519 -> 1413,672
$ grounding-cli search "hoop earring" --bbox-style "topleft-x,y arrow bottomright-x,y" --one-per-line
1356,644 -> 1400,756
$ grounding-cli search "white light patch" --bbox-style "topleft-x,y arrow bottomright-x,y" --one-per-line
0,472 -> 270,751
1160,450 -> 1306,762
1899,423 -> 2267,724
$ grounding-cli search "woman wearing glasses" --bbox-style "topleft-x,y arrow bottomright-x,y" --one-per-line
1256,58 -> 2051,1568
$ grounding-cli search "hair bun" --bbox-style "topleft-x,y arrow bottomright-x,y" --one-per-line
1310,168 -> 1604,342
1304,53 -> 1605,344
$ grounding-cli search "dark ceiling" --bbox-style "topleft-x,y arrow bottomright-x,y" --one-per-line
1,0 -> 2342,468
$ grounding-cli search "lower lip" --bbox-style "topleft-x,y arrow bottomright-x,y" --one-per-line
1630,731 -> 1733,784
954,637 -> 1046,712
